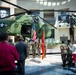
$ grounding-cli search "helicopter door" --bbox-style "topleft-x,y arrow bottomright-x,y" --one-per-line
21,25 -> 31,35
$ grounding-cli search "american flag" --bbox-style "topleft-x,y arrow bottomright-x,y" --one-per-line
33,23 -> 36,43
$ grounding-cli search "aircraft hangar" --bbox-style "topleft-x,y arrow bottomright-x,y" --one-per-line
0,0 -> 76,75
0,0 -> 76,43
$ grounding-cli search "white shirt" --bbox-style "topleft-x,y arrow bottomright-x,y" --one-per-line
70,44 -> 76,54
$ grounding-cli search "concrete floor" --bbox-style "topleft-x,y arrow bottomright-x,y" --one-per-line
25,54 -> 76,75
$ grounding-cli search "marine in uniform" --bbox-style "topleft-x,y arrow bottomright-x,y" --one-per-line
25,39 -> 30,58
32,42 -> 36,58
60,41 -> 68,66
36,42 -> 41,57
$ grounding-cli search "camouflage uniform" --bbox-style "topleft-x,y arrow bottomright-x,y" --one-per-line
32,43 -> 36,58
67,44 -> 75,67
44,43 -> 47,57
60,44 -> 68,66
27,42 -> 31,58
36,42 -> 41,57
25,39 -> 30,58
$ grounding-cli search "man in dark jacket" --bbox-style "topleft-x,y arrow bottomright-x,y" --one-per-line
15,35 -> 27,75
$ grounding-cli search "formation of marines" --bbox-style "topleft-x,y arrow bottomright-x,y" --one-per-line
26,38 -> 46,58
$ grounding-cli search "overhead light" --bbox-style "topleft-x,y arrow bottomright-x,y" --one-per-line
36,0 -> 72,6
52,2 -> 56,6
67,0 -> 71,2
62,1 -> 66,5
40,2 -> 43,4
44,2 -> 47,6
57,2 -> 60,6
48,2 -> 51,6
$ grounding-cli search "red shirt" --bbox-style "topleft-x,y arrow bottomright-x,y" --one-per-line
0,41 -> 19,71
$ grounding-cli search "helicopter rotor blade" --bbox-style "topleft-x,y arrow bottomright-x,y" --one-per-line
0,12 -> 26,19
32,9 -> 76,12
38,16 -> 57,29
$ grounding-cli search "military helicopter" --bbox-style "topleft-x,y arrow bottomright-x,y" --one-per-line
0,0 -> 57,40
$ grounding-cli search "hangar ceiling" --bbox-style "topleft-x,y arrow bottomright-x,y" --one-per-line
0,0 -> 75,12
17,0 -> 75,10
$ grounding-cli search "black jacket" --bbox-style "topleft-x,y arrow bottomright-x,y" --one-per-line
15,41 -> 27,60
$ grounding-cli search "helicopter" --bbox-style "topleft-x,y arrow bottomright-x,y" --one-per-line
0,0 -> 57,39
0,14 -> 55,39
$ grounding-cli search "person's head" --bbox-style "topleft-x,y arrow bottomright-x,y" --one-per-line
19,36 -> 24,41
62,41 -> 64,44
0,32 -> 8,42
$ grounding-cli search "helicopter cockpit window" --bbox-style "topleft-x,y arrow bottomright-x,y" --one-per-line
21,24 -> 31,34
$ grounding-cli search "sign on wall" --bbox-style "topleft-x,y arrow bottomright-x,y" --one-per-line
0,7 -> 10,18
58,11 -> 69,24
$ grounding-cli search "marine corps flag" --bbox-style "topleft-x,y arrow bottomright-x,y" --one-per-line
41,29 -> 45,59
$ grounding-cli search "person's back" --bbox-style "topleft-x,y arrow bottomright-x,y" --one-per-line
15,36 -> 27,75
15,41 -> 27,60
0,42 -> 19,71
0,32 -> 19,75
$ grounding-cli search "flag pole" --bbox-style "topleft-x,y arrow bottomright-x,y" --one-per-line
41,28 -> 45,59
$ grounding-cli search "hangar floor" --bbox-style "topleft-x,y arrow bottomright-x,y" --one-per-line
25,48 -> 76,75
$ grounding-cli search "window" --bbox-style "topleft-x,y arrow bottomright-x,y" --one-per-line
44,10 -> 55,25
0,7 -> 10,18
58,8 -> 69,24
50,29 -> 54,38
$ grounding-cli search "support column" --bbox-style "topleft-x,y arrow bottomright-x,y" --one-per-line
10,0 -> 17,15
69,16 -> 74,44
54,12 -> 60,42
9,0 -> 17,43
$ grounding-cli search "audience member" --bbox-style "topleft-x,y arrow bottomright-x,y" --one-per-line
0,32 -> 19,75
15,35 -> 27,75
70,40 -> 76,69
60,41 -> 68,66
